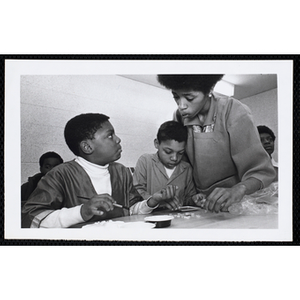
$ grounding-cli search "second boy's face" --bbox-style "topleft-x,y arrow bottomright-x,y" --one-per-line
155,139 -> 186,169
89,121 -> 122,165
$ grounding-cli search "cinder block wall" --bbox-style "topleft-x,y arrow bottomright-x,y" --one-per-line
21,75 -> 176,183
21,75 -> 278,184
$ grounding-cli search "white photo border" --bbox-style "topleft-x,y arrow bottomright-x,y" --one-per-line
4,58 -> 293,242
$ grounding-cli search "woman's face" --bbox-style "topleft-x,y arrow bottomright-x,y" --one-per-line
171,89 -> 210,120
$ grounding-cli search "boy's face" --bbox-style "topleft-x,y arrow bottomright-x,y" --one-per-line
259,132 -> 274,156
87,121 -> 122,165
40,158 -> 62,175
154,139 -> 186,169
171,89 -> 210,120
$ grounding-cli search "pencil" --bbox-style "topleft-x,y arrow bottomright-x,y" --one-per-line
77,196 -> 126,209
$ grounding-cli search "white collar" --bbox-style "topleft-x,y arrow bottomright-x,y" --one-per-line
75,156 -> 109,173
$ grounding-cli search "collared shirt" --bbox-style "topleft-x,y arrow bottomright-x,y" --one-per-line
133,152 -> 196,206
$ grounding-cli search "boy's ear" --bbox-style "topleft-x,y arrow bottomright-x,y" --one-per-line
80,140 -> 93,154
154,139 -> 159,149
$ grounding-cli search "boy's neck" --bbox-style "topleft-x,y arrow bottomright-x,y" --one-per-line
77,156 -> 109,167
157,154 -> 176,170
164,165 -> 176,170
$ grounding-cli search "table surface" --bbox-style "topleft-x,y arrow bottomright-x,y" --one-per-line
78,207 -> 278,229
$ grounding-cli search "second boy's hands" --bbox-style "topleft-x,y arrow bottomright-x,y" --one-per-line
148,185 -> 180,210
162,195 -> 181,211
81,194 -> 116,221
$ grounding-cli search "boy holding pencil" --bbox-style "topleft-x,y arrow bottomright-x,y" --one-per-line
132,121 -> 196,212
22,113 -> 153,228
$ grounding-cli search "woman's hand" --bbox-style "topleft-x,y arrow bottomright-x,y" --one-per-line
81,193 -> 115,221
204,185 -> 247,213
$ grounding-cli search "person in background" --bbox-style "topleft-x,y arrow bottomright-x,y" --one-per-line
157,74 -> 276,213
22,113 -> 148,228
257,125 -> 278,181
132,121 -> 196,213
21,151 -> 63,206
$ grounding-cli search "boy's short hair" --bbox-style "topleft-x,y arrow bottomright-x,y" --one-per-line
257,125 -> 276,141
64,113 -> 110,156
157,75 -> 224,95
39,151 -> 63,167
157,121 -> 188,144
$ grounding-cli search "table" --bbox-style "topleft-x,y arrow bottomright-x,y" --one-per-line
69,206 -> 280,242
75,207 -> 278,229
113,208 -> 278,229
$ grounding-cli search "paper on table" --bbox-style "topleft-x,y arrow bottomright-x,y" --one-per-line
82,220 -> 155,229
175,206 -> 201,212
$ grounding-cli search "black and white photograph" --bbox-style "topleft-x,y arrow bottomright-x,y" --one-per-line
1,3 -> 299,299
4,59 -> 293,242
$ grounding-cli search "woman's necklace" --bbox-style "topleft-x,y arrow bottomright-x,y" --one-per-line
193,97 -> 215,133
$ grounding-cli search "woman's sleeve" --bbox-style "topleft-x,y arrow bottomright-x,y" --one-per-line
227,103 -> 276,188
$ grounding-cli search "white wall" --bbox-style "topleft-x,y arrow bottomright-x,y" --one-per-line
21,75 -> 278,184
240,88 -> 278,161
21,75 -> 177,183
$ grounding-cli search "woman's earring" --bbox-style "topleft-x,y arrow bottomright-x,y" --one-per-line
209,92 -> 212,98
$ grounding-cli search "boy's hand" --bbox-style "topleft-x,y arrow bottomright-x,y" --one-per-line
162,195 -> 181,211
81,194 -> 115,221
147,185 -> 180,210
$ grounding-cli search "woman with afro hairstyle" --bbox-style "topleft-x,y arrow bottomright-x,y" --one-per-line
157,75 -> 276,213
